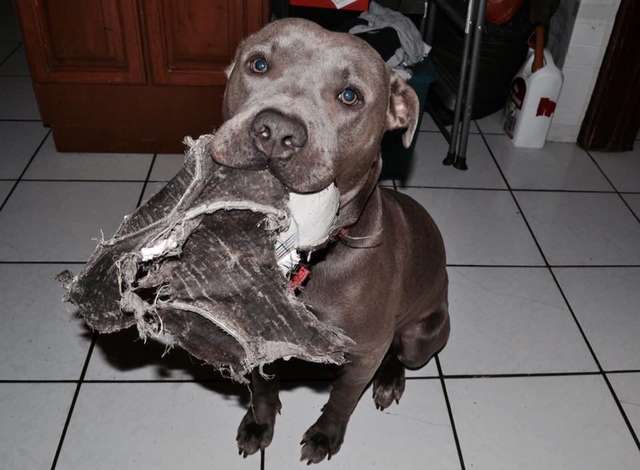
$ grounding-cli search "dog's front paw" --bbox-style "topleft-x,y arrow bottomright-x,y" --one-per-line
300,421 -> 345,465
236,411 -> 274,458
373,363 -> 405,411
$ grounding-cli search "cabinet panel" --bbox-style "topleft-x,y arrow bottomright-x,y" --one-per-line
16,0 -> 145,84
144,0 -> 266,86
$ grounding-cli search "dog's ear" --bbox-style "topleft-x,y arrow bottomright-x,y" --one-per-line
225,38 -> 245,79
386,72 -> 419,148
224,61 -> 235,79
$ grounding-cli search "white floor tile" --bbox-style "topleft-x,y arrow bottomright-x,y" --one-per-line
0,383 -> 75,469
475,111 -> 506,135
0,77 -> 40,119
56,383 -> 258,470
554,268 -> 640,371
0,264 -> 91,379
487,135 -> 612,191
622,193 -> 640,219
0,181 -> 141,261
419,112 -> 439,132
0,45 -> 29,75
150,153 -> 184,181
25,134 -> 153,180
0,121 -> 48,178
268,381 -> 459,469
405,358 -> 438,377
439,267 -> 596,375
447,376 -> 640,470
402,188 -> 544,265
404,132 -> 505,189
608,372 -> 640,436
591,148 -> 640,192
515,192 -> 640,265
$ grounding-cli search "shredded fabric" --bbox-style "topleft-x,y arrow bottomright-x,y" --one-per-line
58,134 -> 353,383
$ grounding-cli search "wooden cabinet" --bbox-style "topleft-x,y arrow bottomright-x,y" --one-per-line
16,0 -> 269,153
145,0 -> 242,86
18,0 -> 145,84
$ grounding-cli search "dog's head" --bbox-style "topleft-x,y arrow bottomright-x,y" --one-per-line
211,18 -> 418,228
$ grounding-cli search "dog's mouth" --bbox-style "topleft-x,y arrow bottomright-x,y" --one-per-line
210,105 -> 337,194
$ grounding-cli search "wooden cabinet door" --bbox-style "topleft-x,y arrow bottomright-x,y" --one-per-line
16,0 -> 145,84
143,0 -> 266,86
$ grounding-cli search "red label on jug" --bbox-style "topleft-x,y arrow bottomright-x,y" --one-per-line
536,98 -> 557,117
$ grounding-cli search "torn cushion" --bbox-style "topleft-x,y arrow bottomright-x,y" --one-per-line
59,134 -> 353,383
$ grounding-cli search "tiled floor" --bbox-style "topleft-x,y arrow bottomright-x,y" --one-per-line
1,25 -> 640,470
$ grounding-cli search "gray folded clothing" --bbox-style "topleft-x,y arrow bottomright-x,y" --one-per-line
58,134 -> 353,383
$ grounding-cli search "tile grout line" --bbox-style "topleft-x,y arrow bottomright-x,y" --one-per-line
0,42 -> 22,68
447,264 -> 640,268
585,149 -> 640,226
401,185 -> 620,194
48,338 -> 96,470
0,177 -> 634,195
0,260 -> 88,264
477,125 -> 640,452
4,178 -> 150,183
49,153 -> 159,469
0,129 -> 51,213
435,355 -> 466,470
136,153 -> 158,207
5,369 -> 640,385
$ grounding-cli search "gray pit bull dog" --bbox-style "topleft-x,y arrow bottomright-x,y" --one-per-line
211,18 -> 449,464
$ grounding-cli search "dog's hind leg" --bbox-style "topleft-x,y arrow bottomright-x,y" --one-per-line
236,366 -> 281,457
372,351 -> 406,411
397,302 -> 450,371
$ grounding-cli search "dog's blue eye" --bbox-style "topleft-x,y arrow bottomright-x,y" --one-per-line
338,87 -> 359,106
250,57 -> 268,74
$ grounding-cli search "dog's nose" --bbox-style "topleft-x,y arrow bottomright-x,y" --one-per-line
251,110 -> 307,160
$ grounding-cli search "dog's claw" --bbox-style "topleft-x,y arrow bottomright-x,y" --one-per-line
300,423 -> 344,465
236,410 -> 275,458
373,359 -> 406,411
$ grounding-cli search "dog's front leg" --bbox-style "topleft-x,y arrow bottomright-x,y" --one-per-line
300,357 -> 378,464
237,367 -> 281,457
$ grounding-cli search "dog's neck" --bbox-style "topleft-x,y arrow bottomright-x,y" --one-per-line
333,157 -> 384,249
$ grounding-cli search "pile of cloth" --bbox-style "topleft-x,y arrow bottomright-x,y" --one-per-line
347,1 -> 430,78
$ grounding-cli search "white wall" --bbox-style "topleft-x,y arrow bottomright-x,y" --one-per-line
547,0 -> 621,142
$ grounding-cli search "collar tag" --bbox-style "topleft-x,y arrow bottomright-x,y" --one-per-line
288,264 -> 311,293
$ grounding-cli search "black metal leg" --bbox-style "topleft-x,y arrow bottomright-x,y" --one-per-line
444,0 -> 476,167
454,0 -> 486,171
424,0 -> 437,44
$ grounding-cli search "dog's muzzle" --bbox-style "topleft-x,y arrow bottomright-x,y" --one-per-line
251,110 -> 308,161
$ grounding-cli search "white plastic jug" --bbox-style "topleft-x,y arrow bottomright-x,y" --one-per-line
504,49 -> 563,148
